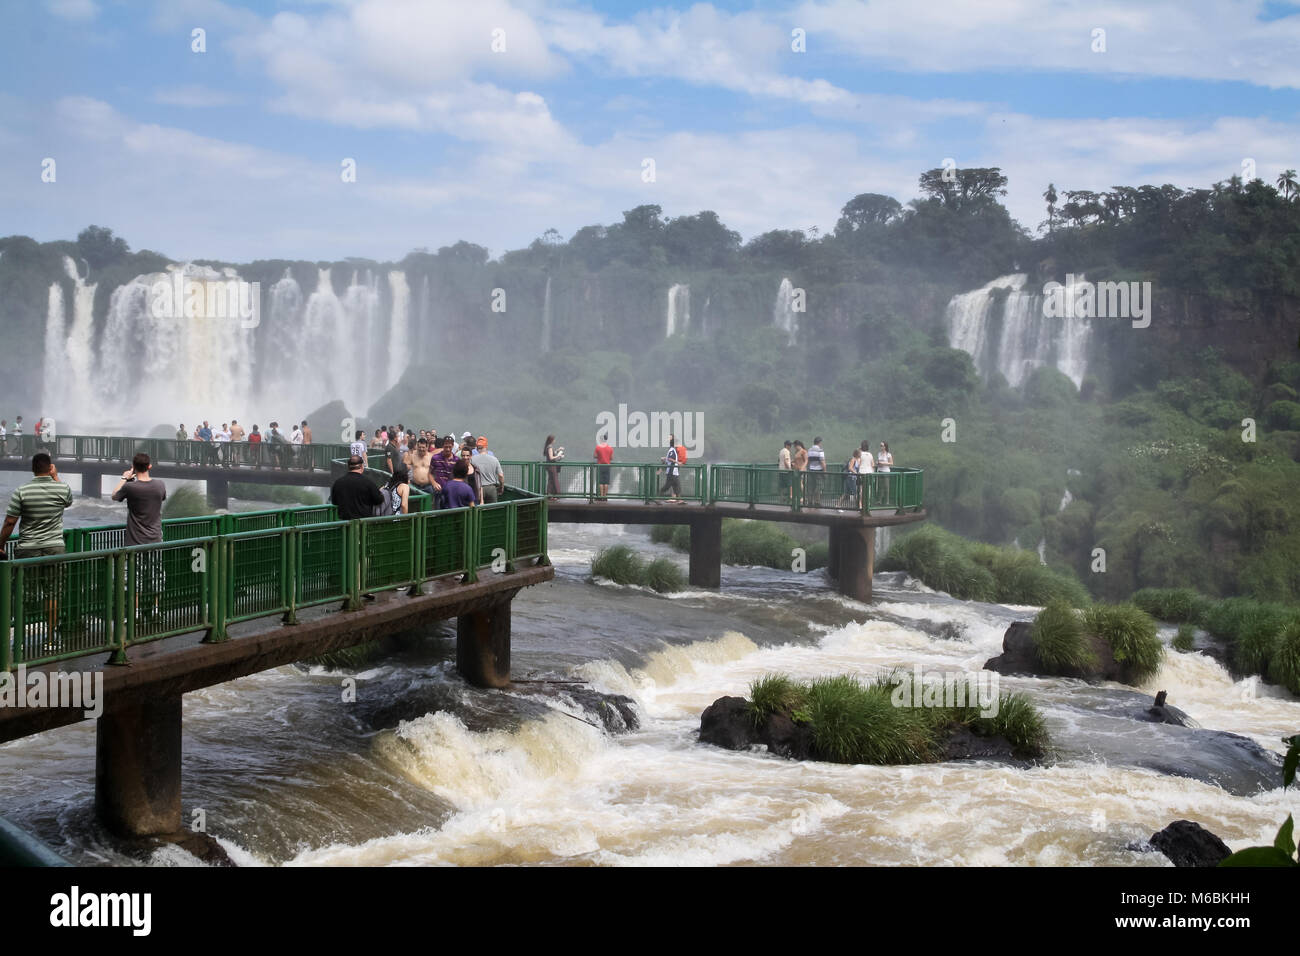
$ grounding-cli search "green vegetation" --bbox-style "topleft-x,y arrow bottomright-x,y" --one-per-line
1080,603 -> 1164,684
747,673 -> 808,727
1173,624 -> 1197,653
1132,588 -> 1212,625
590,545 -> 683,593
651,519 -> 828,572
231,483 -> 323,506
1030,599 -> 1097,672
643,557 -> 686,594
743,671 -> 1049,764
880,525 -> 1088,606
161,484 -> 211,518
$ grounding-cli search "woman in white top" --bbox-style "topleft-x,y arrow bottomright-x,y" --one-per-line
876,441 -> 893,507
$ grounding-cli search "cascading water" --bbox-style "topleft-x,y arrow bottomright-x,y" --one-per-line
773,277 -> 797,345
387,271 -> 410,384
946,274 -> 1093,388
666,283 -> 689,337
541,275 -> 552,352
41,259 -> 413,431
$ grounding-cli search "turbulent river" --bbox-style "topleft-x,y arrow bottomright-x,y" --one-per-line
0,490 -> 1297,866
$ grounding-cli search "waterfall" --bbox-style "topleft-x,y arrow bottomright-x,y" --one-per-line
541,275 -> 552,352
1059,488 -> 1073,512
773,277 -> 797,345
666,283 -> 689,337
387,271 -> 410,384
875,526 -> 892,559
1036,538 -> 1047,565
418,274 -> 431,354
946,273 -> 1093,388
38,260 -> 413,432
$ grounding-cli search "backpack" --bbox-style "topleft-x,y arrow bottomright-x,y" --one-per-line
375,485 -> 400,516
675,444 -> 688,464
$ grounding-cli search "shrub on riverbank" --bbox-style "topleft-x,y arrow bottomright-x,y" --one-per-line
649,519 -> 829,572
1173,624 -> 1197,652
231,483 -> 323,506
591,545 -> 683,593
1132,588 -> 1212,625
880,525 -> 1087,606
736,671 -> 1049,764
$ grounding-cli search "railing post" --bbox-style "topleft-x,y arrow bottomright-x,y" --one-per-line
504,503 -> 518,573
107,553 -> 128,665
282,528 -> 299,624
203,539 -> 227,643
408,514 -> 426,596
344,521 -> 362,610
536,499 -> 550,566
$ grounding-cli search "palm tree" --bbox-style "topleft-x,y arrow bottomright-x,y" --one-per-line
1277,169 -> 1298,201
1043,183 -> 1058,234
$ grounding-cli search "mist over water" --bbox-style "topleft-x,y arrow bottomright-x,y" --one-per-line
0,518 -> 1294,867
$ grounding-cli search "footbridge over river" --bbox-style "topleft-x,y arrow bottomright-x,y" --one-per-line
0,434 -> 925,844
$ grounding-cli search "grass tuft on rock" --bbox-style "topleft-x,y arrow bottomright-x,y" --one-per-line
1030,599 -> 1097,672
970,692 -> 1050,757
162,484 -> 212,517
301,639 -> 386,670
748,673 -> 808,726
591,545 -> 683,594
1172,624 -> 1197,653
1266,617 -> 1300,695
643,557 -> 685,593
1081,603 -> 1164,684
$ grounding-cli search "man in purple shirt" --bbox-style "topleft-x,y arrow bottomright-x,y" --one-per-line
442,460 -> 478,509
430,435 -> 458,508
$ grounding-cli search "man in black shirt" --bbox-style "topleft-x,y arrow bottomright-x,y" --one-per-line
330,455 -> 383,520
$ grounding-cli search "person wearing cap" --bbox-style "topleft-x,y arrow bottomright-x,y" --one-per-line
473,437 -> 504,504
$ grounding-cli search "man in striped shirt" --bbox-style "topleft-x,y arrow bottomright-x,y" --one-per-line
0,453 -> 73,641
0,453 -> 73,556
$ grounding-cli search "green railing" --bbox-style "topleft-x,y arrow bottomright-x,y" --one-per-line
499,461 -> 923,514
0,497 -> 549,671
0,433 -> 381,473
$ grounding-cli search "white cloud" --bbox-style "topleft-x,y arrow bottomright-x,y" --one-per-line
44,0 -> 98,21
152,85 -> 240,108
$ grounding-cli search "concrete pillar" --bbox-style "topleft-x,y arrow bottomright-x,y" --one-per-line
95,695 -> 182,837
207,477 -> 228,510
827,527 -> 842,580
457,601 -> 511,688
82,470 -> 103,499
835,526 -> 875,603
688,515 -> 722,589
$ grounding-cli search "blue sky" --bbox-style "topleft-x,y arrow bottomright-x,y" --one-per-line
2,0 -> 1298,261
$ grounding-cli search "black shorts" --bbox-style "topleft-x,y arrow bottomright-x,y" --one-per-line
598,465 -> 611,485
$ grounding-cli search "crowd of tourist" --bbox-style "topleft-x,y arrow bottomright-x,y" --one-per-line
777,437 -> 895,509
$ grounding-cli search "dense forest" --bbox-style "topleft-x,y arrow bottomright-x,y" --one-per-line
2,167 -> 1299,604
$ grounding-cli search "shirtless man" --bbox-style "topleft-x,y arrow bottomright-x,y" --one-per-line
405,438 -> 435,498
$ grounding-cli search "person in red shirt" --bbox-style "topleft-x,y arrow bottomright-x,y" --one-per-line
594,436 -> 614,500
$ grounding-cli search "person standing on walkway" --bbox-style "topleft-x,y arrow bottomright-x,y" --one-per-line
229,419 -> 245,466
291,422 -> 304,468
474,437 -> 505,504
330,455 -> 383,520
543,434 -> 564,498
431,435 -> 459,508
876,440 -> 893,506
442,460 -> 478,510
807,436 -> 826,507
112,453 -> 167,545
659,435 -> 682,503
406,438 -> 435,498
0,453 -> 73,640
594,434 -> 614,501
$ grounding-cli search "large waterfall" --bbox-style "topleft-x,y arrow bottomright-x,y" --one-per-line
773,277 -> 797,345
666,284 -> 689,337
946,273 -> 1093,388
41,258 -> 412,432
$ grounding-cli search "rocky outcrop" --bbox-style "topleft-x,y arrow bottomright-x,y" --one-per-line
1134,690 -> 1194,727
985,621 -> 1124,681
1149,820 -> 1232,867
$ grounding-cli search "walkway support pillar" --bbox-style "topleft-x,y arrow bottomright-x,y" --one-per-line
207,477 -> 229,510
835,526 -> 875,603
457,599 -> 511,688
827,527 -> 842,580
82,470 -> 103,499
688,515 -> 722,589
95,695 -> 182,837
